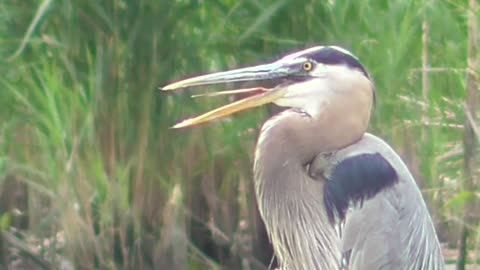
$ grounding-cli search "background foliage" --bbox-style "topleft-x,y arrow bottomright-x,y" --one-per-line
0,0 -> 478,269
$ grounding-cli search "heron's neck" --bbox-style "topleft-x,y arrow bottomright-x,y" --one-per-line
253,82 -> 372,269
253,110 -> 341,270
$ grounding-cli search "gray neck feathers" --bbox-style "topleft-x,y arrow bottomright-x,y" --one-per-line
253,111 -> 341,270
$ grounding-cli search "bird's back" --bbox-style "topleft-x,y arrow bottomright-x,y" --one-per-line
311,133 -> 445,270
342,182 -> 444,270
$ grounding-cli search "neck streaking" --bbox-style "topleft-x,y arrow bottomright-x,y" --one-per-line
253,110 -> 341,270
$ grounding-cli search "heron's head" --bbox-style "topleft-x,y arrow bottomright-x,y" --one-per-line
162,46 -> 374,128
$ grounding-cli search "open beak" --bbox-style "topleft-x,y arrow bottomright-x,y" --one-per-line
161,60 -> 294,128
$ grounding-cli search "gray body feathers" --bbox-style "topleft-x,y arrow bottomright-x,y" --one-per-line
311,133 -> 445,270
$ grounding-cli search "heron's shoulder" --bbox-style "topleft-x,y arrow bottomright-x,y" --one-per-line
321,151 -> 399,223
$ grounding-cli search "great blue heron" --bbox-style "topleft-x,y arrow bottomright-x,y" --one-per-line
162,46 -> 445,270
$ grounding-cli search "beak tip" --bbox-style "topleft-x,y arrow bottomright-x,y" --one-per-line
171,121 -> 189,129
160,82 -> 183,91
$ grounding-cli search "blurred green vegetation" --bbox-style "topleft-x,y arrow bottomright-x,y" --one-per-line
0,0 -> 478,269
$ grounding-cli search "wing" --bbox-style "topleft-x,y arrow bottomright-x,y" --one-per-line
310,133 -> 445,270
341,182 -> 415,269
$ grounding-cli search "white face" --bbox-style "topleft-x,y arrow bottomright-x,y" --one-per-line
273,47 -> 367,118
273,64 -> 369,117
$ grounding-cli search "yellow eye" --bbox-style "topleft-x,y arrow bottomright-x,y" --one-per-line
303,61 -> 313,71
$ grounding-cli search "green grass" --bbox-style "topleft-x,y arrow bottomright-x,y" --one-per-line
0,0 -> 478,269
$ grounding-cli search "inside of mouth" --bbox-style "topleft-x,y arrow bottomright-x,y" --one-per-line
191,87 -> 269,99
